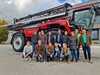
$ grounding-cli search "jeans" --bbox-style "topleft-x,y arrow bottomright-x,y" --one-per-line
32,43 -> 36,58
77,46 -> 80,61
54,51 -> 60,61
70,49 -> 77,61
44,48 -> 47,62
83,44 -> 91,61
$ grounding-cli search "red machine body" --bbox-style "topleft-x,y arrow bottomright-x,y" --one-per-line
21,18 -> 72,38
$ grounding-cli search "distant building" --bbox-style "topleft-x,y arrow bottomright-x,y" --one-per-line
91,16 -> 100,41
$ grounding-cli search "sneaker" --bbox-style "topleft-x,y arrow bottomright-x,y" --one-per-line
88,60 -> 93,64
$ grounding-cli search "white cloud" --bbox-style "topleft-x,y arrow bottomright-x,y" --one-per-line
6,0 -> 13,4
13,0 -> 59,14
4,0 -> 82,13
14,0 -> 33,11
0,0 -> 83,21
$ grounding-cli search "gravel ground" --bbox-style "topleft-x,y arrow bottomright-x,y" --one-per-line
0,45 -> 100,75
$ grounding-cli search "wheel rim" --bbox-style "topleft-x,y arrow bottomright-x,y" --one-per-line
13,36 -> 23,50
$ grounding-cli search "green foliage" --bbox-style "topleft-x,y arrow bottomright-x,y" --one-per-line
0,19 -> 8,25
0,19 -> 8,44
0,28 -> 8,43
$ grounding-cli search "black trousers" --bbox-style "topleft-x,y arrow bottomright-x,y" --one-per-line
83,44 -> 91,61
62,55 -> 69,62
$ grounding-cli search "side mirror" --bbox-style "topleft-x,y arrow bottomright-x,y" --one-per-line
95,6 -> 100,15
64,3 -> 72,15
64,3 -> 72,8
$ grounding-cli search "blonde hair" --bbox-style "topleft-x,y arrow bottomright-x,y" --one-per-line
62,43 -> 68,54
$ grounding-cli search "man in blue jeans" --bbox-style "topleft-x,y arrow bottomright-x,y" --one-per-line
68,31 -> 77,62
75,29 -> 81,61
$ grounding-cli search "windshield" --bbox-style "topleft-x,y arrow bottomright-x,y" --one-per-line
73,8 -> 95,29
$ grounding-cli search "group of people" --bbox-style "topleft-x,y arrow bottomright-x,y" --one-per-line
22,28 -> 92,63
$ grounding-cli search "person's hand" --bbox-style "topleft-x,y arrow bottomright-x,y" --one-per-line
58,44 -> 61,47
76,46 -> 78,48
87,43 -> 90,47
22,53 -> 25,58
67,48 -> 70,51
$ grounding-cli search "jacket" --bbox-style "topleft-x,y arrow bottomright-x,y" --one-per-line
81,33 -> 87,46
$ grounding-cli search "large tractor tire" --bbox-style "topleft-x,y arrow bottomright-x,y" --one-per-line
11,32 -> 25,52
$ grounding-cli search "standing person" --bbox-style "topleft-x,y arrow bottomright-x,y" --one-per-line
61,31 -> 70,62
81,29 -> 87,61
38,30 -> 47,61
22,41 -> 33,61
56,29 -> 63,51
31,32 -> 38,59
81,29 -> 92,63
47,31 -> 54,44
39,30 -> 47,45
63,31 -> 69,45
86,31 -> 92,63
68,31 -> 77,62
75,29 -> 81,61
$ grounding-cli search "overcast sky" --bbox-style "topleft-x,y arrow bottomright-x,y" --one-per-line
0,0 -> 89,22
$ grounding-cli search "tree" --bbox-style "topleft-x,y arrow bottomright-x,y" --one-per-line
0,19 -> 8,44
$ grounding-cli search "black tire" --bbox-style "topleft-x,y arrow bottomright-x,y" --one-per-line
11,33 -> 25,52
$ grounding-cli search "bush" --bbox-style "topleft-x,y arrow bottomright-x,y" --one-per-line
0,19 -> 8,44
0,28 -> 8,44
